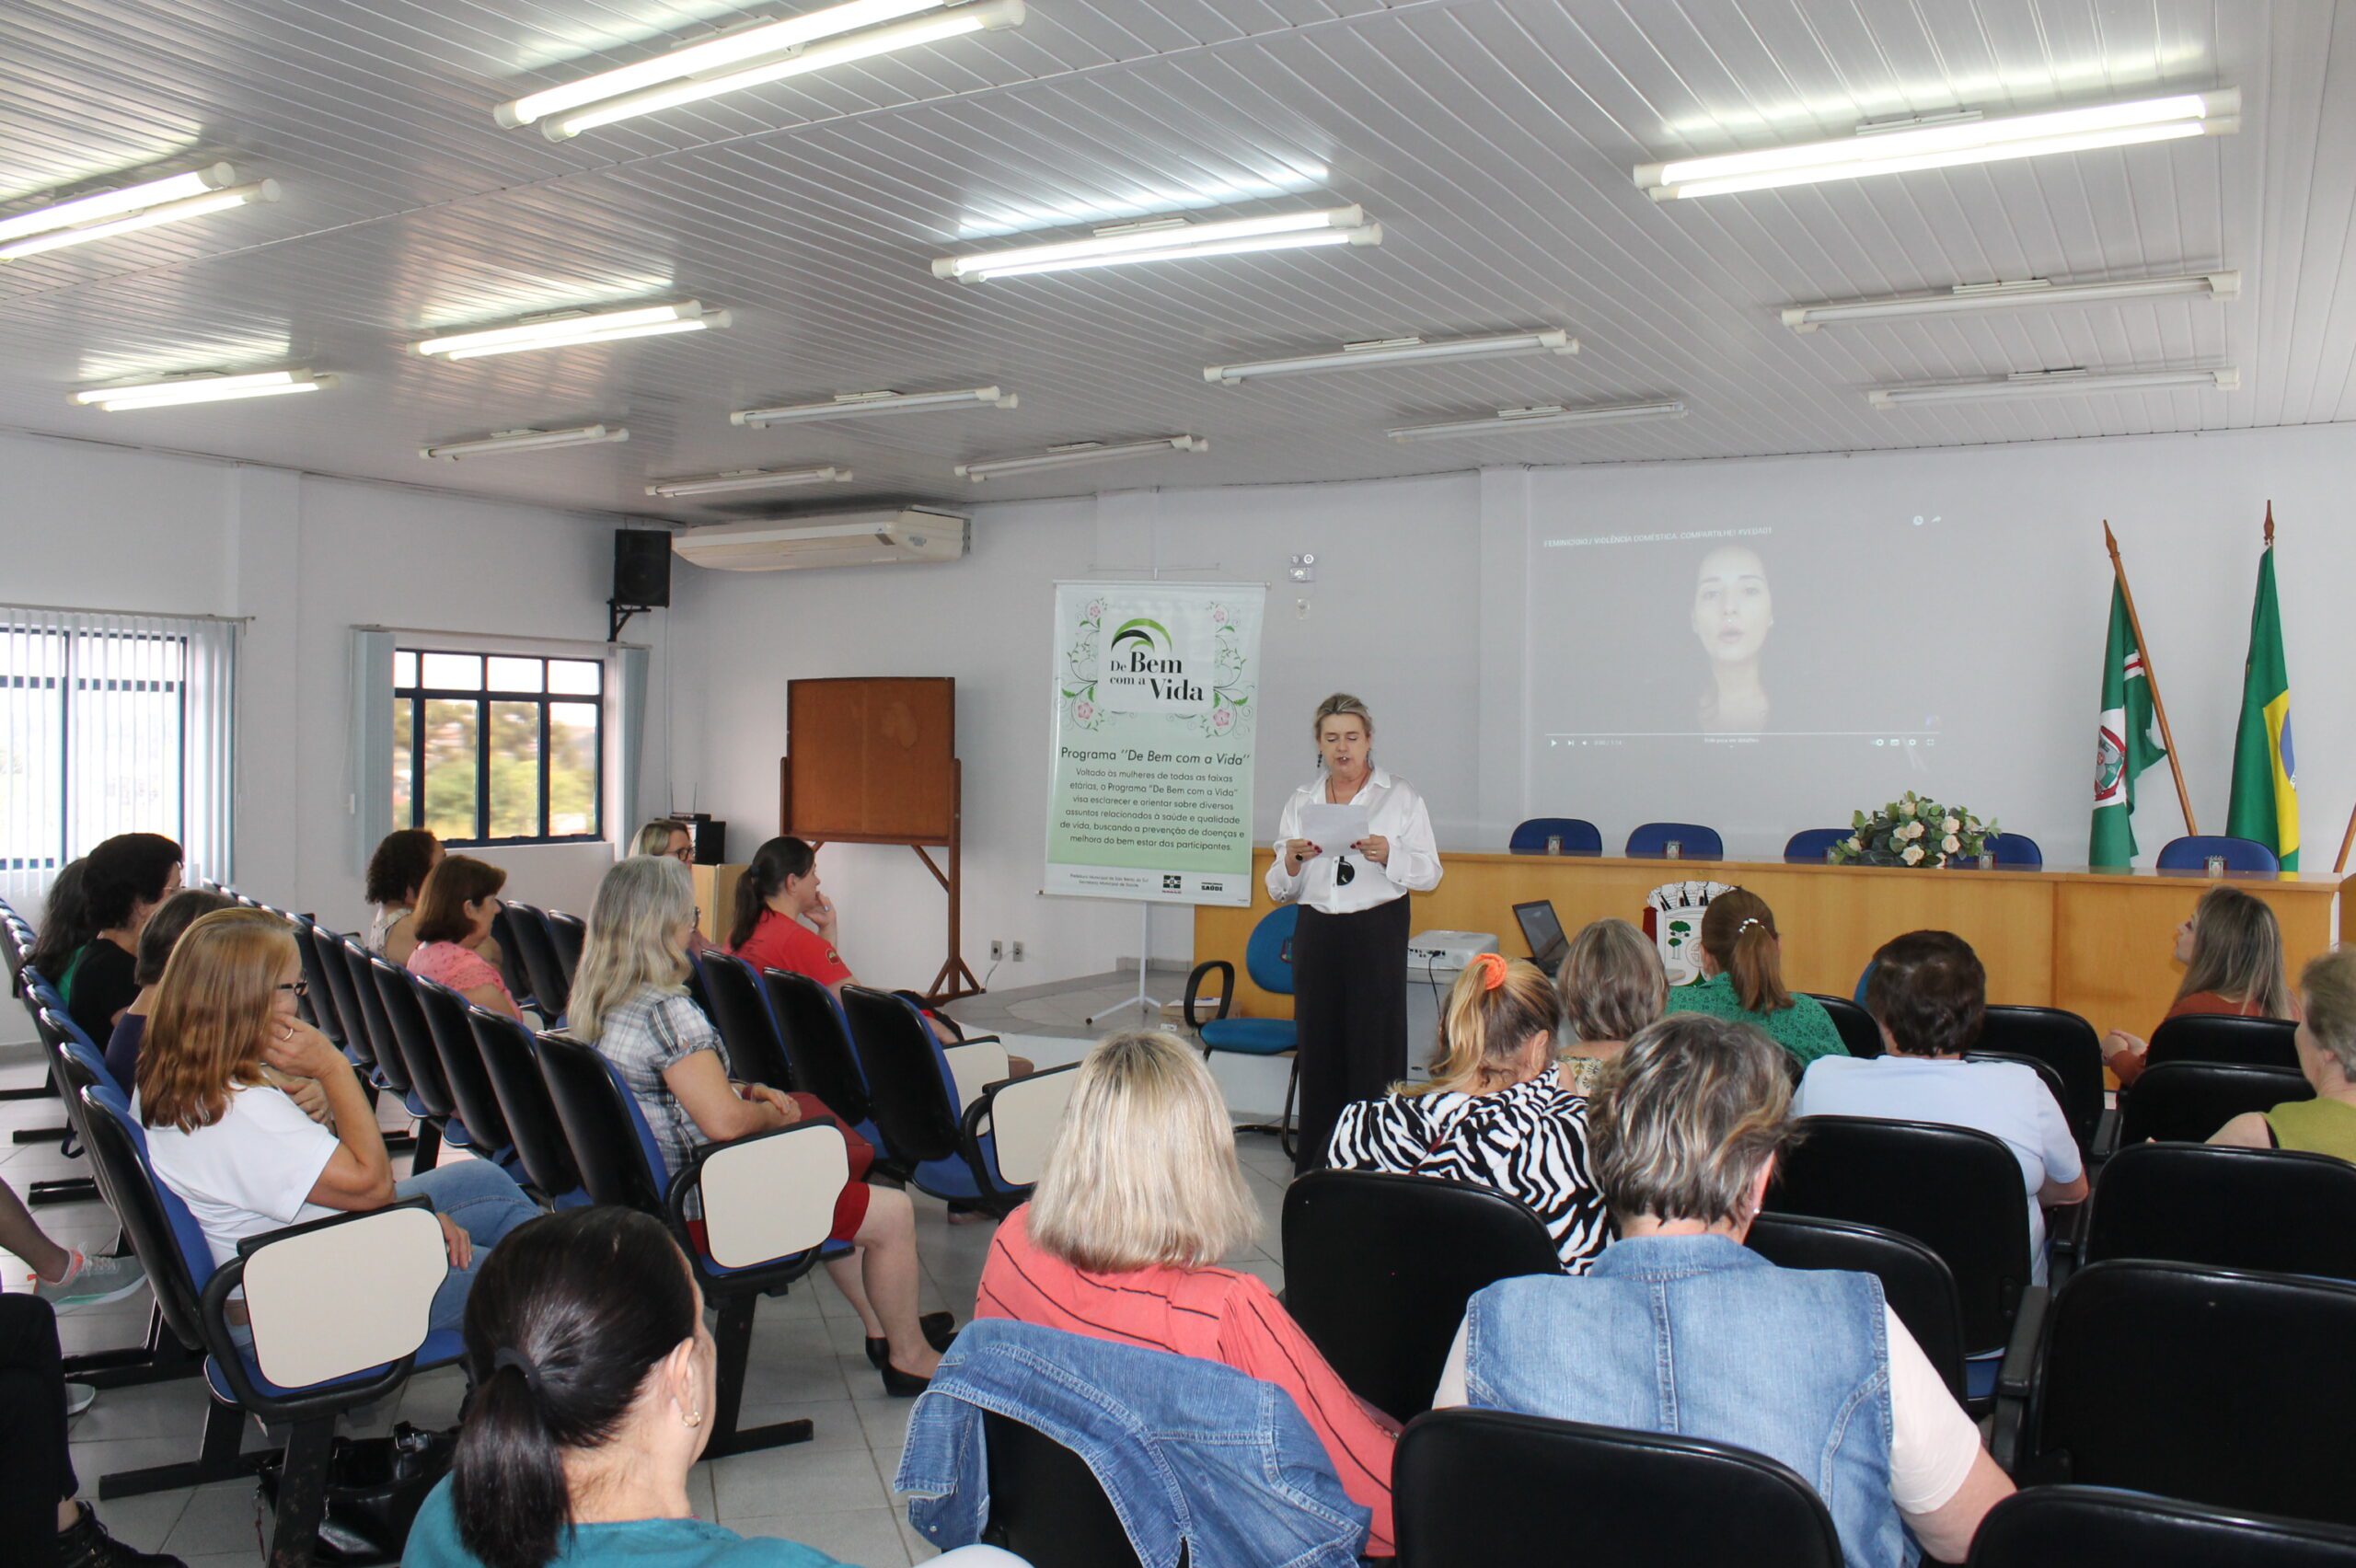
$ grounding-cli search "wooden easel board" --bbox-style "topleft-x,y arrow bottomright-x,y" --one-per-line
783,677 -> 955,845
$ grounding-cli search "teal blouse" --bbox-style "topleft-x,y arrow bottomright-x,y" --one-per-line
402,1479 -> 849,1568
1662,973 -> 1850,1067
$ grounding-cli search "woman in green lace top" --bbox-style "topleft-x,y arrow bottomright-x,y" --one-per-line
1661,889 -> 1848,1069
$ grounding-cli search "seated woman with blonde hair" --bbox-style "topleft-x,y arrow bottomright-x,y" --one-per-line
1554,917 -> 1668,1097
976,1029 -> 1400,1557
2103,884 -> 2298,1088
1327,953 -> 1609,1273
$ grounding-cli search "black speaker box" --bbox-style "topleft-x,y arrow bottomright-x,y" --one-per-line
614,529 -> 672,607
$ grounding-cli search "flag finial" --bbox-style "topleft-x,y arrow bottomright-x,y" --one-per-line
2265,500 -> 2275,548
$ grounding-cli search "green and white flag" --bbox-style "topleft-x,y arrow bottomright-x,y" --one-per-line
2090,577 -> 2167,867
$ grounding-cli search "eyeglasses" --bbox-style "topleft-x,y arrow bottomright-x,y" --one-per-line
276,978 -> 309,999
1335,856 -> 1356,887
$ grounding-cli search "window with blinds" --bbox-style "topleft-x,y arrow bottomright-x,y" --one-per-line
0,605 -> 237,896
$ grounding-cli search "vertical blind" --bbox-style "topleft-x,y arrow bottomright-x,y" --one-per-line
0,604 -> 237,909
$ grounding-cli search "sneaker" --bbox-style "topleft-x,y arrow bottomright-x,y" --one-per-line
54,1502 -> 186,1568
32,1251 -> 148,1312
65,1381 -> 96,1416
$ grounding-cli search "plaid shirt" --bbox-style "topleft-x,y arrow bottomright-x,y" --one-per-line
590,986 -> 719,1180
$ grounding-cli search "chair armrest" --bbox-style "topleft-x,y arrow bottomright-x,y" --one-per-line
2091,1104 -> 2120,1165
1184,961 -> 1235,1028
941,1041 -> 1011,1114
672,1118 -> 852,1271
200,1197 -> 444,1416
1988,1284 -> 2050,1477
958,1064 -> 1081,1205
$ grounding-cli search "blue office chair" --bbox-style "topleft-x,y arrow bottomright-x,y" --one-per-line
1508,817 -> 1602,856
1783,827 -> 1851,863
1184,904 -> 1302,1157
1626,822 -> 1723,860
2156,836 -> 2281,873
1983,833 -> 2043,868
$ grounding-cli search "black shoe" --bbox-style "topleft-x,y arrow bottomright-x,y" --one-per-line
56,1503 -> 187,1568
865,1310 -> 956,1370
879,1359 -> 932,1398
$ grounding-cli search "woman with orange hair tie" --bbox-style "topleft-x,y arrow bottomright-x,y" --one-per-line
1325,953 -> 1610,1272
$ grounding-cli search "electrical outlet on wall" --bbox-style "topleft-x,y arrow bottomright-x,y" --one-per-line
989,940 -> 1004,962
1011,940 -> 1026,962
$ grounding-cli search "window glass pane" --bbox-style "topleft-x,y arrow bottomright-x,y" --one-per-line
394,651 -> 417,688
548,659 -> 602,696
393,699 -> 414,827
421,652 -> 482,690
488,701 -> 542,840
0,633 -> 64,868
487,657 -> 543,694
68,633 -> 181,850
549,702 -> 599,836
422,699 -> 479,840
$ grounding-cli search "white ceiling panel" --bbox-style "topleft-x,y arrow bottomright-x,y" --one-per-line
0,0 -> 2348,519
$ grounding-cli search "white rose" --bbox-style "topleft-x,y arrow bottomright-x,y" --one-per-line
1844,836 -> 1862,853
1901,845 -> 1924,865
1907,821 -> 1926,840
1941,816 -> 1960,834
1900,800 -> 1918,818
1942,834 -> 1961,854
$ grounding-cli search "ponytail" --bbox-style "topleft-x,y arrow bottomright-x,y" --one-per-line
728,836 -> 814,951
1410,953 -> 1562,1097
1700,890 -> 1791,1015
452,1209 -> 699,1568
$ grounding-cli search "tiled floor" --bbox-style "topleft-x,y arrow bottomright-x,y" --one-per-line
0,1042 -> 1298,1567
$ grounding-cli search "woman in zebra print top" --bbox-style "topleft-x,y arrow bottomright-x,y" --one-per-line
1326,953 -> 1611,1273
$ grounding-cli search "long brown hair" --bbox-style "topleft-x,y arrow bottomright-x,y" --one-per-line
1699,888 -> 1791,1014
138,908 -> 293,1132
2175,886 -> 2293,1017
1409,953 -> 1562,1097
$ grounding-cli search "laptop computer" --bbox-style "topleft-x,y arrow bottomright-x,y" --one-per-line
1514,899 -> 1569,976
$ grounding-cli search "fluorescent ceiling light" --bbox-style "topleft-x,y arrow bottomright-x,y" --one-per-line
646,466 -> 854,497
421,425 -> 629,460
1867,365 -> 2239,408
732,386 -> 1016,426
1207,329 -> 1576,385
512,0 -> 1025,141
1637,89 -> 2237,201
1784,271 -> 2239,331
936,207 -> 1376,282
1,166 -> 276,261
956,435 -> 1207,481
415,301 -> 727,360
73,369 -> 331,411
1388,400 -> 1687,443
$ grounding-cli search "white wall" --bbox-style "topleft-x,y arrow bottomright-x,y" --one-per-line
0,429 -> 666,929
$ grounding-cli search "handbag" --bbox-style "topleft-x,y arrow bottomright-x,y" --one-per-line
251,1421 -> 456,1563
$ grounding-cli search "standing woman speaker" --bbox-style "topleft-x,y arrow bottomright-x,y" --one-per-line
1268,693 -> 1442,1173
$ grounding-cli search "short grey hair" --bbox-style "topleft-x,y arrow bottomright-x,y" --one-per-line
1312,692 -> 1373,739
1592,1013 -> 1791,1227
2300,947 -> 2356,1078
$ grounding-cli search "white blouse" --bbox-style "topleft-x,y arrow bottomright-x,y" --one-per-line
1265,766 -> 1442,914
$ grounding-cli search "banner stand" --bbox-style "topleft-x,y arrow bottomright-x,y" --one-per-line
1086,903 -> 1167,1026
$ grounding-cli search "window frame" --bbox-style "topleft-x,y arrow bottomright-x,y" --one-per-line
392,647 -> 605,848
1,626 -> 189,871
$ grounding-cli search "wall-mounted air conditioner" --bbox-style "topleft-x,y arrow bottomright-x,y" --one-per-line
670,509 -> 969,571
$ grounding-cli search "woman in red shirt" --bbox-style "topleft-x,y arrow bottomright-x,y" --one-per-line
976,1029 -> 1398,1556
725,838 -> 862,992
2102,885 -> 2298,1086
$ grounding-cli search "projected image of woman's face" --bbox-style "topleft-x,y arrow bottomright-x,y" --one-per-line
1692,546 -> 1773,663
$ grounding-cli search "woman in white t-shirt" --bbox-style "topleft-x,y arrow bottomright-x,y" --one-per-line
1794,930 -> 2086,1280
136,908 -> 538,1332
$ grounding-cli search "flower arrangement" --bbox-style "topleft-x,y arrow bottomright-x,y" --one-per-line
1829,791 -> 1997,869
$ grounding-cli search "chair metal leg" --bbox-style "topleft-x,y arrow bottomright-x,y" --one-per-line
701,1291 -> 814,1459
12,1123 -> 70,1144
0,1082 -> 55,1101
64,1305 -> 200,1389
267,1417 -> 336,1568
29,1175 -> 98,1206
99,1396 -> 268,1499
410,1119 -> 442,1172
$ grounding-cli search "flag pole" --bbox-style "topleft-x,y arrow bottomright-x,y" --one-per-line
2104,521 -> 2199,834
2336,799 -> 2356,874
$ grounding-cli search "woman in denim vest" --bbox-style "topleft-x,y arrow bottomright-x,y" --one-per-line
1435,1014 -> 2014,1568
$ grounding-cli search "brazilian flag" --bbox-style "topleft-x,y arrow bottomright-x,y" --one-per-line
2226,540 -> 2298,868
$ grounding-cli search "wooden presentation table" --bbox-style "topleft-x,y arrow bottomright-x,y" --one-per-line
1194,851 -> 2350,1042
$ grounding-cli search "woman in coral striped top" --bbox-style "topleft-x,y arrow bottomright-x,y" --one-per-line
976,1030 -> 1397,1556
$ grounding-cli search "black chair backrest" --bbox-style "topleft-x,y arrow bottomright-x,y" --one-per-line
370,955 -> 458,1119
1967,1483 -> 2356,1568
503,902 -> 570,1020
1965,1050 -> 2076,1145
2119,1062 -> 2310,1146
288,919 -> 345,1047
488,905 -> 537,1012
412,975 -> 512,1153
1803,993 -> 1883,1058
1394,1407 -> 1842,1568
2148,1012 -> 2301,1071
546,912 -> 585,987
1977,1004 -> 2106,1148
1282,1170 -> 1564,1421
700,952 -> 794,1091
2085,1141 -> 2356,1281
980,1411 -> 1155,1568
1745,1211 -> 1969,1403
340,939 -> 405,1090
1767,1115 -> 2031,1353
468,1010 -> 582,1201
839,985 -> 962,1164
536,1032 -> 665,1212
76,1086 -> 208,1355
315,929 -> 376,1067
2027,1260 -> 2356,1525
762,968 -> 872,1125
